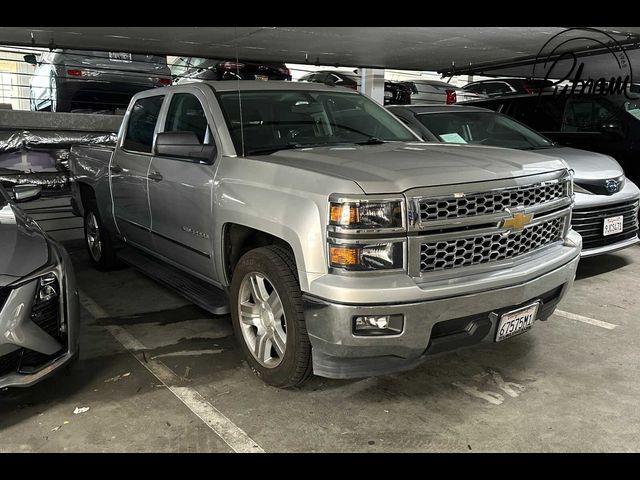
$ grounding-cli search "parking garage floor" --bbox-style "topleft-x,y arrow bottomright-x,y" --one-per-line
1,240 -> 639,453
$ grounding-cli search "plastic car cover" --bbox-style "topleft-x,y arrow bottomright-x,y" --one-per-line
0,171 -> 69,189
0,130 -> 117,180
0,130 -> 117,154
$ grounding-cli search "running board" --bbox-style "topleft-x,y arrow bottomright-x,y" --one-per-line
116,247 -> 230,315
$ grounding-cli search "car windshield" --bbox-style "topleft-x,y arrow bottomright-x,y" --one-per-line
217,90 -> 417,155
416,111 -> 553,150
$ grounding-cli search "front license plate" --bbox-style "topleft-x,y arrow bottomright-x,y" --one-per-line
109,52 -> 132,63
255,75 -> 269,81
495,303 -> 539,342
603,215 -> 623,236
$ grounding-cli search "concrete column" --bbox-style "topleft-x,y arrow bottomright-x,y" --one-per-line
359,68 -> 385,105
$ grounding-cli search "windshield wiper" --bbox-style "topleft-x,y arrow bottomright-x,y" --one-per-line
355,137 -> 386,145
245,144 -> 306,156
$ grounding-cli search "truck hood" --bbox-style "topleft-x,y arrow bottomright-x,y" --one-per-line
255,142 -> 568,193
535,146 -> 624,182
0,204 -> 48,286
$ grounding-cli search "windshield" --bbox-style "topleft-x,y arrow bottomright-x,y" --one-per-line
416,111 -> 553,150
217,90 -> 418,155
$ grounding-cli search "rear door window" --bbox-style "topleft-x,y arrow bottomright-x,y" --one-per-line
561,98 -> 618,132
123,95 -> 164,153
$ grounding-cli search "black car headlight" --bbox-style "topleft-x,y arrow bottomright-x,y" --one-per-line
329,198 -> 405,232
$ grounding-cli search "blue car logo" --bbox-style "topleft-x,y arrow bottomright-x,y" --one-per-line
606,179 -> 619,194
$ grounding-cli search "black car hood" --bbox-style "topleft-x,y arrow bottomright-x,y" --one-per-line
0,203 -> 48,286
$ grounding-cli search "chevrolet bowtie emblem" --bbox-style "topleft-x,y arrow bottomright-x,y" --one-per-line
502,212 -> 533,232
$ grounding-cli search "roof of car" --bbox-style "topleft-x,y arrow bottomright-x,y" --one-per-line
184,80 -> 359,93
388,104 -> 492,114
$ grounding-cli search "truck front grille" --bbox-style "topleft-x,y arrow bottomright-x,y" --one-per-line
572,200 -> 639,251
419,181 -> 566,222
407,171 -> 573,277
420,217 -> 564,272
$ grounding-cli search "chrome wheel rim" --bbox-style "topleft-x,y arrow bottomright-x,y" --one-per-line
86,212 -> 102,262
238,272 -> 287,368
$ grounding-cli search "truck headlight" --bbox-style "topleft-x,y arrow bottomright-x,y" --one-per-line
329,198 -> 405,231
329,241 -> 404,271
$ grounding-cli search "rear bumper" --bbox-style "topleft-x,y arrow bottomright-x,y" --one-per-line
58,78 -> 162,109
304,244 -> 580,379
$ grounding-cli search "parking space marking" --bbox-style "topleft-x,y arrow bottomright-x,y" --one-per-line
79,290 -> 265,453
554,310 -> 618,330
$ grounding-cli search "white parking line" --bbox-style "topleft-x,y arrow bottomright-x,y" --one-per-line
554,310 -> 618,330
79,290 -> 265,453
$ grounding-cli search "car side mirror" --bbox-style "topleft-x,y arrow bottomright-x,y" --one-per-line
12,184 -> 42,203
155,131 -> 216,163
23,54 -> 38,65
600,120 -> 624,137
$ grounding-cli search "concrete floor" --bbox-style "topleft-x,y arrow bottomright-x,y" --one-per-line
1,241 -> 639,452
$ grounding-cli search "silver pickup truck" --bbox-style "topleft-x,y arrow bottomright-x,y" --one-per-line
69,81 -> 582,387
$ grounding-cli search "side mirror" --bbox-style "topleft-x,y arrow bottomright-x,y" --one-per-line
155,131 -> 216,163
600,120 -> 624,137
13,184 -> 42,203
23,54 -> 38,65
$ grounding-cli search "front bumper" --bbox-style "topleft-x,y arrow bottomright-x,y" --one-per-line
573,182 -> 640,257
0,241 -> 79,389
304,233 -> 581,379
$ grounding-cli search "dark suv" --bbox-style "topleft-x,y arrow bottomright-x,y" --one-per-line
465,92 -> 640,184
461,78 -> 554,98
172,57 -> 291,84
298,70 -> 411,105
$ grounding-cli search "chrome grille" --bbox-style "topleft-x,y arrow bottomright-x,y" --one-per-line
420,217 -> 564,272
572,200 -> 639,250
419,181 -> 566,222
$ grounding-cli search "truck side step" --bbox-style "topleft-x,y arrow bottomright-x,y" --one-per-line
116,247 -> 230,315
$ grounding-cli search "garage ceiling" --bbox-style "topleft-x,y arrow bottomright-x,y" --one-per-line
3,27 -> 640,74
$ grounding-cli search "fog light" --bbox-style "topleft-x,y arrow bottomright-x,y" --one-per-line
353,314 -> 404,336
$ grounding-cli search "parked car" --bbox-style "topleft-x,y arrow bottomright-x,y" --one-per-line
388,104 -> 640,256
0,183 -> 79,388
69,81 -> 581,388
298,70 -> 411,105
26,50 -> 172,113
461,78 -> 554,98
397,79 -> 479,105
464,91 -> 640,185
171,57 -> 291,84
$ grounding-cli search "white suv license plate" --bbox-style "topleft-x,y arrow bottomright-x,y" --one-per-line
495,303 -> 539,342
603,215 -> 623,237
109,52 -> 132,63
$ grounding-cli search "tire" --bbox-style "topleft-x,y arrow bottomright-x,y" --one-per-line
230,245 -> 312,388
83,200 -> 120,271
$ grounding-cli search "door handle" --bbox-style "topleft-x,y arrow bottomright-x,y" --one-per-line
110,164 -> 123,174
148,171 -> 163,182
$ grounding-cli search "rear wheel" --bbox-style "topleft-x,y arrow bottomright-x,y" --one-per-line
84,200 -> 120,271
230,246 -> 312,388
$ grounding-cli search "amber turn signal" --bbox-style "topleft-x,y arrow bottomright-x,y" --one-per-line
330,203 -> 358,225
329,245 -> 360,267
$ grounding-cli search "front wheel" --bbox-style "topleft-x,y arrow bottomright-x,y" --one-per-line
230,246 -> 312,388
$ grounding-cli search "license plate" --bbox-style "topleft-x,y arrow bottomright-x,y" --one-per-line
495,303 -> 539,342
109,52 -> 132,63
255,75 -> 269,81
603,215 -> 623,236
